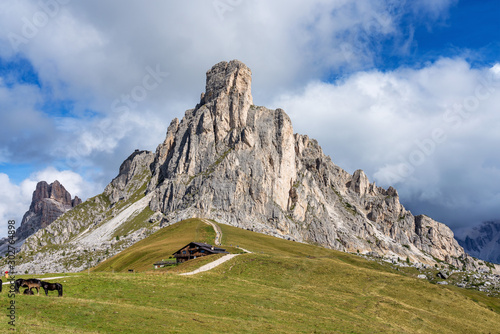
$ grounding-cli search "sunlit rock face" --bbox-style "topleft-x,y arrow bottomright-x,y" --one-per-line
147,60 -> 481,270
15,60 -> 491,274
17,180 -> 81,241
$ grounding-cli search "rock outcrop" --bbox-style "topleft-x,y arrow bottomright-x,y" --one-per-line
105,149 -> 155,204
21,150 -> 155,250
13,150 -> 158,274
146,60 -> 484,270
10,60 -> 494,275
457,221 -> 500,264
16,180 -> 81,241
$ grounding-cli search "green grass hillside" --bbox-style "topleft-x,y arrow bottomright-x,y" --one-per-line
92,218 -> 217,272
1,218 -> 500,333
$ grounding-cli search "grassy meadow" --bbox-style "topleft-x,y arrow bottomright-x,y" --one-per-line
1,218 -> 500,333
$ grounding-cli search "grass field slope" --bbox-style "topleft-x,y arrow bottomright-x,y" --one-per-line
1,218 -> 500,333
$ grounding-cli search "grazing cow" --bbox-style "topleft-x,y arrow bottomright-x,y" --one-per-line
23,288 -> 34,295
40,281 -> 63,297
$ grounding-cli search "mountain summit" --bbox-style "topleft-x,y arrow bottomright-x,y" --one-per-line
13,60 -> 495,274
18,180 -> 82,241
146,60 -> 478,269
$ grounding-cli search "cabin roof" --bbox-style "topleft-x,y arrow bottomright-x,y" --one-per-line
172,242 -> 227,255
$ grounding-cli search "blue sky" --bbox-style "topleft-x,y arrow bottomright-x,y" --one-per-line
0,0 -> 499,238
399,0 -> 499,65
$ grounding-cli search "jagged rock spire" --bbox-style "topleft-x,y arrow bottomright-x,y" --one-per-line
203,60 -> 252,105
200,60 -> 253,142
17,180 -> 81,241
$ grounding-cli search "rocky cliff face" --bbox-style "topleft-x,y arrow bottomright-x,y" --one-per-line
147,60 -> 482,270
105,149 -> 155,204
10,60 -> 494,275
14,150 -> 158,274
16,180 -> 81,241
457,221 -> 500,264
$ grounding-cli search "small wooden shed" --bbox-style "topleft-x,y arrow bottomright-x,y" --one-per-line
172,242 -> 228,264
152,259 -> 177,269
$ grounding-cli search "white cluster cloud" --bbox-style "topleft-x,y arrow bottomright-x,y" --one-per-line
0,174 -> 32,235
0,80 -> 54,164
1,0 -> 453,105
0,2 -> 436,167
273,59 -> 500,228
0,167 -> 99,236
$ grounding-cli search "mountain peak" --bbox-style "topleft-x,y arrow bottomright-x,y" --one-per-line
19,180 -> 81,241
199,60 -> 253,141
147,60 -> 482,270
203,60 -> 252,104
457,220 -> 500,264
15,61 -> 497,276
31,180 -> 72,209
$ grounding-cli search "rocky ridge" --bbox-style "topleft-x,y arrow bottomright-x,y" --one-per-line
7,60 -> 499,278
12,150 -> 158,274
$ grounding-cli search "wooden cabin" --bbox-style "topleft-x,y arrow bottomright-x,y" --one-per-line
172,242 -> 228,263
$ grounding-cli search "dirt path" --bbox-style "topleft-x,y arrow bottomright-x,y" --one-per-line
179,219 -> 253,276
179,254 -> 240,276
237,247 -> 252,254
201,218 -> 222,246
1,275 -> 78,285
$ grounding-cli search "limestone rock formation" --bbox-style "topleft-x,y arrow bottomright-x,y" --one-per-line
13,149 -> 158,274
146,60 -> 483,270
10,60 -> 495,275
16,180 -> 81,241
21,150 -> 155,250
105,149 -> 155,204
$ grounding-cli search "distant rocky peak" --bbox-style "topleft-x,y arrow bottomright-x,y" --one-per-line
17,180 -> 82,241
457,220 -> 500,264
31,180 -> 73,209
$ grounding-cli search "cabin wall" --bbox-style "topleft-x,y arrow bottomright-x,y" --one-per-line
174,244 -> 212,263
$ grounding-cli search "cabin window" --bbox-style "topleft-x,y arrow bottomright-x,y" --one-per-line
200,250 -> 205,253
182,250 -> 186,254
